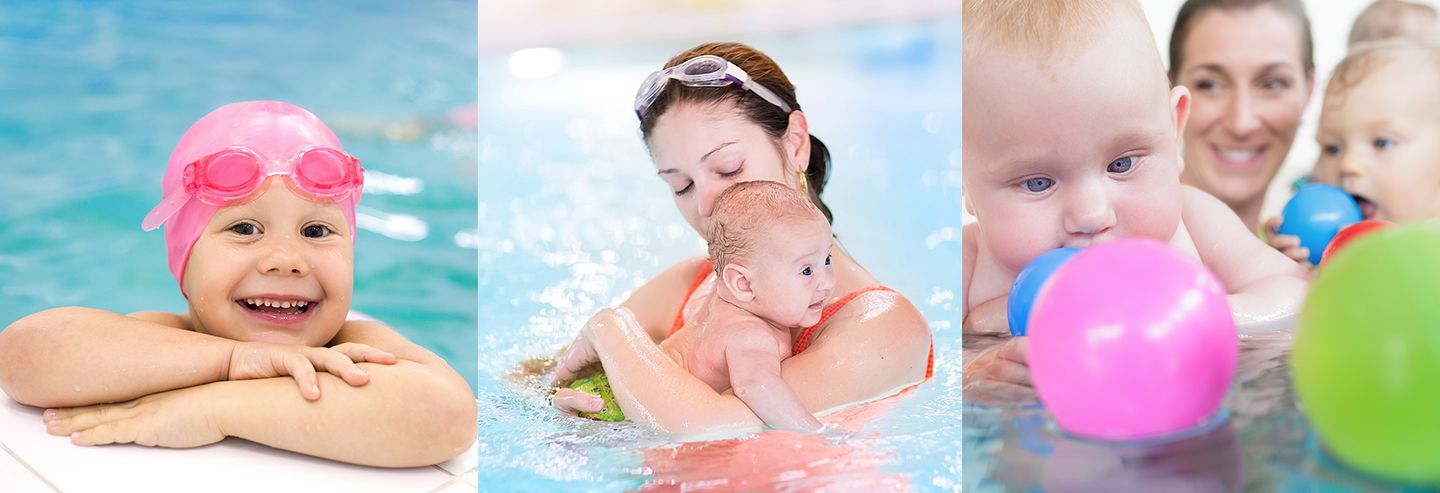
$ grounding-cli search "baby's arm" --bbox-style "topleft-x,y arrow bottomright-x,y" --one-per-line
724,326 -> 823,432
1181,186 -> 1311,330
46,319 -> 476,467
0,307 -> 389,408
960,222 -> 1012,337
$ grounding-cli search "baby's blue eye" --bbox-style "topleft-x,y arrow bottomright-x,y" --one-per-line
1022,177 -> 1053,193
229,223 -> 258,235
824,254 -> 831,266
1322,144 -> 1342,156
801,266 -> 813,276
1108,156 -> 1135,174
1373,138 -> 1395,150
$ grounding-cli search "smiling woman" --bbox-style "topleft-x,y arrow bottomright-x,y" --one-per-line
1168,0 -> 1316,233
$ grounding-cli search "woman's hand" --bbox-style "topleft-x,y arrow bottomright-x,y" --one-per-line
44,384 -> 223,448
227,341 -> 396,400
1263,216 -> 1311,265
962,336 -> 1035,405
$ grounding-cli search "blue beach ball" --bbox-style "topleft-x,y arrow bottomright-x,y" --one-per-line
1279,184 -> 1362,265
1007,247 -> 1080,337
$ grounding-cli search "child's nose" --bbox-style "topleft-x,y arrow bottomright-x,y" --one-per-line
1063,187 -> 1116,235
1338,152 -> 1366,179
257,244 -> 309,277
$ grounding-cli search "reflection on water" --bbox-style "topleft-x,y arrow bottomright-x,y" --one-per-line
963,330 -> 1424,492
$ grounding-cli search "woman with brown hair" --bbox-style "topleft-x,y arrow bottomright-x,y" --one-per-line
547,42 -> 933,433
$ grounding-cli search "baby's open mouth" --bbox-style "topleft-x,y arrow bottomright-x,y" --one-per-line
1352,194 -> 1378,220
237,298 -> 315,316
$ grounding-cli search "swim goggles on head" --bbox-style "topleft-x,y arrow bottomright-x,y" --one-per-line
633,55 -> 794,120
141,146 -> 365,231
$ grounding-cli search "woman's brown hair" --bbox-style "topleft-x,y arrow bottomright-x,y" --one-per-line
1168,0 -> 1315,84
638,42 -> 834,224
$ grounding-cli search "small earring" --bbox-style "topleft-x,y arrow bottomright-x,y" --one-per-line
797,171 -> 809,193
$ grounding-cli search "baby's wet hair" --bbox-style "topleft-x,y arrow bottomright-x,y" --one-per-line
708,181 -> 826,274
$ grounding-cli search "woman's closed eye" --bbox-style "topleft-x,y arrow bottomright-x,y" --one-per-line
674,181 -> 694,196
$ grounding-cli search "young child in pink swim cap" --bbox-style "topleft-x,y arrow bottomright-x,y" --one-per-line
0,101 -> 475,467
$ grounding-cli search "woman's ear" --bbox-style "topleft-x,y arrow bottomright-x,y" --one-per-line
783,110 -> 812,176
722,263 -> 755,303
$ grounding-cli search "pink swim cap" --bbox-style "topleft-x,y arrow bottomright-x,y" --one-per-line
151,101 -> 361,287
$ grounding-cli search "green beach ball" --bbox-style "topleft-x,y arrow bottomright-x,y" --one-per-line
1292,224 -> 1440,485
571,372 -> 625,422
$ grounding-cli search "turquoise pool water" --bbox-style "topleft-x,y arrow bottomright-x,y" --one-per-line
963,331 -> 1432,492
476,18 -> 964,492
0,0 -> 478,384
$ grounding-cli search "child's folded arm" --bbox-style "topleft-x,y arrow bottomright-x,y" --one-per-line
961,296 -> 1009,337
0,307 -> 235,408
1181,186 -> 1312,330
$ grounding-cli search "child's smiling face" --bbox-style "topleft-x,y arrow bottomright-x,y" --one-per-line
1322,51 -> 1440,222
963,13 -> 1191,273
182,177 -> 354,346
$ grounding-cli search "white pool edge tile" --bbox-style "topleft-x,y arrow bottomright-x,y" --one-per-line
0,439 -> 60,493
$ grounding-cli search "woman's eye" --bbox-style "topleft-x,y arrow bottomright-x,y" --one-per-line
1194,79 -> 1221,93
1108,156 -> 1136,174
1322,144 -> 1342,156
1261,77 -> 1291,92
1021,177 -> 1053,193
229,222 -> 259,235
801,266 -> 813,276
302,224 -> 332,238
674,182 -> 694,196
1373,138 -> 1395,150
719,163 -> 744,178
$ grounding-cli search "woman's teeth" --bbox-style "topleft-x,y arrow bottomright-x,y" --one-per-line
1217,147 -> 1259,162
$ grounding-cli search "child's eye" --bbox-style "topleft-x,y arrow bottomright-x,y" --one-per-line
1021,177 -> 1053,193
1373,138 -> 1395,150
824,254 -> 831,266
801,266 -> 813,276
1108,156 -> 1136,174
229,222 -> 259,235
302,224 -> 332,238
1322,144 -> 1342,156
674,182 -> 694,196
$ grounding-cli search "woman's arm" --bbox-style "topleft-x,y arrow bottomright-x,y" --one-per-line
582,290 -> 930,435
619,256 -> 708,343
48,320 -> 476,467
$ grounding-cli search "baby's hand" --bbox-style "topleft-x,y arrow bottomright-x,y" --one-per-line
44,385 -> 222,448
227,341 -> 397,400
1263,216 -> 1311,266
550,336 -> 600,388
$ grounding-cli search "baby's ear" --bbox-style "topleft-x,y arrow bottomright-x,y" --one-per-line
722,263 -> 755,303
1170,85 -> 1192,174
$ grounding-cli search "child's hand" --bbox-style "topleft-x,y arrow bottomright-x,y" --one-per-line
43,384 -> 222,448
1263,216 -> 1311,266
227,341 -> 397,400
961,336 -> 1035,405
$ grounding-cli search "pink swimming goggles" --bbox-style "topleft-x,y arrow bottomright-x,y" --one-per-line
141,145 -> 364,231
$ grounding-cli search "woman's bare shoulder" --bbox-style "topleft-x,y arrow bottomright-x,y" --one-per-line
126,310 -> 193,330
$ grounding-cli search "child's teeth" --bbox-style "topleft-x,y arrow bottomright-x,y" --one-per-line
242,298 -> 310,308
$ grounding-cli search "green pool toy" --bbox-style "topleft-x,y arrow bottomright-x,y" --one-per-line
570,372 -> 625,422
1292,224 -> 1440,485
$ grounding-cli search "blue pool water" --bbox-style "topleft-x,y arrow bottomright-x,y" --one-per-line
963,331 -> 1433,492
0,0 -> 478,384
476,17 -> 964,492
